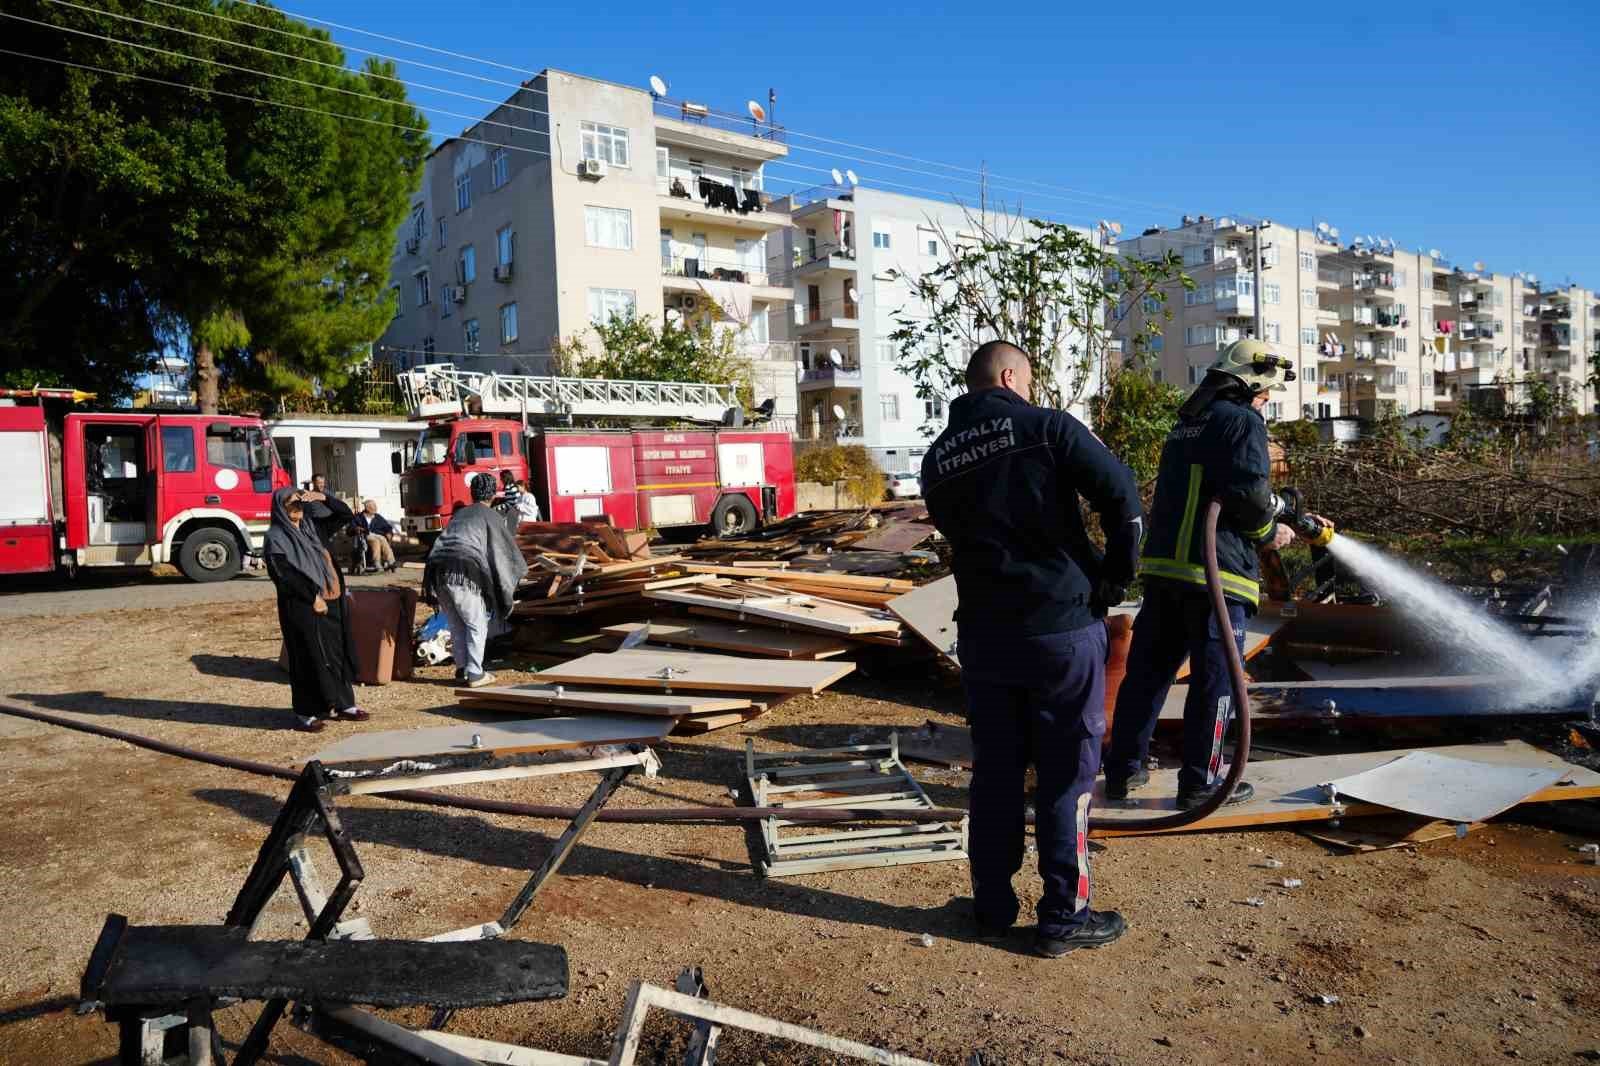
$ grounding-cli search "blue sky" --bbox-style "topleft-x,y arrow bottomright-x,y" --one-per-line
325,0 -> 1598,286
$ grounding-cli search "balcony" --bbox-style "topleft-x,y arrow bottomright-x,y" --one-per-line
1430,288 -> 1453,306
1316,306 -> 1343,325
1541,329 -> 1573,350
1351,273 -> 1395,293
798,364 -> 864,391
652,99 -> 787,160
1214,292 -> 1250,314
796,418 -> 864,444
792,241 -> 858,279
795,304 -> 860,336
660,255 -> 792,302
1544,355 -> 1575,373
659,180 -> 792,234
1317,269 -> 1344,289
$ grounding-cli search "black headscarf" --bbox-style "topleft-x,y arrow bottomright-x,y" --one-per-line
265,487 -> 337,590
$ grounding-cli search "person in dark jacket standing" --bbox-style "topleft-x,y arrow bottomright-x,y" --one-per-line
922,341 -> 1144,957
423,473 -> 531,687
264,487 -> 368,732
1105,340 -> 1325,810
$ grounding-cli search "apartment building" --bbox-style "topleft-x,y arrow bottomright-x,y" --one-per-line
766,185 -> 1098,473
377,69 -> 798,428
1112,215 -> 1596,420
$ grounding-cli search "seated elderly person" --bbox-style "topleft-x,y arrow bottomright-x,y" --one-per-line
352,499 -> 399,573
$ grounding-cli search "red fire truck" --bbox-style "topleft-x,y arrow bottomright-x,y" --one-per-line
395,366 -> 797,538
0,388 -> 291,583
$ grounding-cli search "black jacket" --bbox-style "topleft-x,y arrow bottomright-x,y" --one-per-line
1138,395 -> 1276,608
922,388 -> 1143,637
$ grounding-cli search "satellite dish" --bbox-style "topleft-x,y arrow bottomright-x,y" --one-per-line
1328,227 -> 1339,239
831,404 -> 847,420
1317,222 -> 1330,234
845,169 -> 859,186
1352,235 -> 1365,246
747,100 -> 766,122
1429,248 -> 1441,259
1473,261 -> 1485,272
1528,274 -> 1538,284
847,286 -> 860,302
830,168 -> 843,185
648,74 -> 668,97
828,348 -> 843,367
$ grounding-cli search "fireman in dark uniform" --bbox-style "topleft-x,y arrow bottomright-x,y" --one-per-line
1105,340 -> 1324,809
922,341 -> 1144,957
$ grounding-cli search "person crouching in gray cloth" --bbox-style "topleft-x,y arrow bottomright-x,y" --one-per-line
423,472 -> 530,687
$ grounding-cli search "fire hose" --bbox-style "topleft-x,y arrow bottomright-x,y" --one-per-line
0,500 -> 1258,832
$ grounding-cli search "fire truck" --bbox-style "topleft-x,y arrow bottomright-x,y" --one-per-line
0,388 -> 291,583
394,365 -> 796,539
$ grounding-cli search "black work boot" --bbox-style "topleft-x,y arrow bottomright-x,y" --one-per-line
1034,910 -> 1127,957
1175,780 -> 1256,811
1103,769 -> 1150,801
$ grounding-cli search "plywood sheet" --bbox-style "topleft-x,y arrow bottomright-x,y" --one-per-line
307,715 -> 671,765
600,620 -> 851,660
1091,740 -> 1600,836
1298,814 -> 1483,852
1321,751 -> 1568,823
1152,674 -> 1594,727
647,585 -> 900,635
850,522 -> 935,553
457,684 -> 750,716
529,649 -> 855,694
888,575 -> 959,667
683,605 -> 906,647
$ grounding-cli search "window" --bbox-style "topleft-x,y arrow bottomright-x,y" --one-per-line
498,431 -> 514,456
390,284 -> 401,319
1184,282 -> 1212,306
588,287 -> 636,324
1300,326 -> 1316,347
1299,250 -> 1315,272
1148,335 -> 1164,352
1303,366 -> 1316,383
459,245 -> 476,284
414,270 -> 430,306
409,204 -> 425,241
580,121 -> 630,167
437,219 -> 447,250
1142,295 -> 1161,314
1185,324 -> 1215,346
496,226 -> 514,266
491,147 -> 509,188
925,397 -> 946,421
1182,244 -> 1213,267
499,302 -> 518,343
463,318 -> 480,354
454,432 -> 493,465
1301,287 -> 1316,308
880,394 -> 900,422
656,146 -> 669,186
1262,321 -> 1281,342
926,237 -> 939,256
1397,369 -> 1410,386
1214,275 -> 1252,300
1395,269 -> 1408,289
455,172 -> 472,212
422,337 -> 435,359
584,205 -> 633,250
872,230 -> 891,250
1263,283 -> 1281,305
1187,364 -> 1205,384
1265,401 -> 1283,420
1396,336 -> 1408,353
161,427 -> 196,473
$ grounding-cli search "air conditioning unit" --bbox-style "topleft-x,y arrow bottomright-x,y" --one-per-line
404,236 -> 421,254
493,263 -> 514,282
448,285 -> 467,304
579,158 -> 608,179
672,294 -> 698,311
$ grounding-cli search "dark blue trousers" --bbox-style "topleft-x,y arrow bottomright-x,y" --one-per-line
1105,580 -> 1247,795
960,621 -> 1106,938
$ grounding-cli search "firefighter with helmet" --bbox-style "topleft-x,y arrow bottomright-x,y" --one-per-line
1104,340 -> 1328,810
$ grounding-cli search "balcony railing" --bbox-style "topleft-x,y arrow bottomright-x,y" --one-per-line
662,255 -> 779,288
796,417 -> 863,442
653,98 -> 785,142
799,365 -> 864,385
797,303 -> 858,325
1430,288 -> 1453,303
787,182 -> 856,211
1317,270 -> 1344,286
661,175 -> 783,218
1352,273 -> 1395,291
793,241 -> 857,269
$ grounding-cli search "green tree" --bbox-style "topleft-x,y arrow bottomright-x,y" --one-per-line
888,198 -> 1190,418
1088,363 -> 1184,486
0,0 -> 425,409
553,314 -> 754,404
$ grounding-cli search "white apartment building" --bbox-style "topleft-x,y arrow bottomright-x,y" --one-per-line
377,69 -> 798,429
1113,215 -> 1596,420
766,185 -> 1098,473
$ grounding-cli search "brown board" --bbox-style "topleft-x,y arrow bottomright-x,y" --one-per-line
888,575 -> 959,667
528,649 -> 855,694
850,522 -> 935,553
1090,740 -> 1600,836
647,585 -> 900,635
455,684 -> 750,716
306,715 -> 672,765
600,620 -> 852,660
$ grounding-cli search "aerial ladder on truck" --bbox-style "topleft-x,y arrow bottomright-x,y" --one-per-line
395,363 -> 760,425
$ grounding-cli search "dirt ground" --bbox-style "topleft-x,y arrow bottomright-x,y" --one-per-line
1,585 -> 1598,1065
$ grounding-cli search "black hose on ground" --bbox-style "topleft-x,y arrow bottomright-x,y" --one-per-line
0,500 -> 1250,833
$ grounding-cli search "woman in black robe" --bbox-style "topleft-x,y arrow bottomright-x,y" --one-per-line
264,487 -> 368,732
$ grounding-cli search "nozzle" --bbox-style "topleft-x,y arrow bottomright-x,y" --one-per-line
1293,513 -> 1335,548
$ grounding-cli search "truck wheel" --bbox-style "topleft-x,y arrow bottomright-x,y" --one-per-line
711,494 -> 759,537
178,528 -> 242,583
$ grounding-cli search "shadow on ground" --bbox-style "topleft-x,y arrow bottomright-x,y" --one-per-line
11,692 -> 289,731
190,654 -> 283,683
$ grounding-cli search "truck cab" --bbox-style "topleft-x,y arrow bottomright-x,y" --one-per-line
399,418 -> 528,538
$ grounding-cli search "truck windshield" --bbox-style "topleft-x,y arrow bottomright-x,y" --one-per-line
416,426 -> 451,465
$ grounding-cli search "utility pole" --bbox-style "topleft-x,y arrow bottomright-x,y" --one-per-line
1251,222 -> 1266,341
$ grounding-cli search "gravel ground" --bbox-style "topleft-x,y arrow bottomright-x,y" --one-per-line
1,589 -> 1598,1065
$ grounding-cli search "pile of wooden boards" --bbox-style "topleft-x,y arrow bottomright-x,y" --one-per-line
511,519 -> 704,619
454,648 -> 856,735
680,503 -> 939,574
